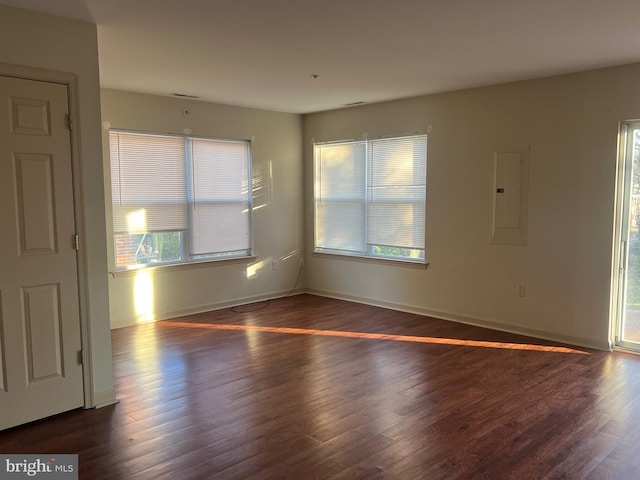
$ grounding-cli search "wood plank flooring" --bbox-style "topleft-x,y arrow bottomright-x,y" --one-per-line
2,294 -> 640,479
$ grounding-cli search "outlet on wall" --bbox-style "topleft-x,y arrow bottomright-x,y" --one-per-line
516,284 -> 526,297
272,260 -> 278,270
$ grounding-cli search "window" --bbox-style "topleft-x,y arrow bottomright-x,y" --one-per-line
314,134 -> 427,263
109,130 -> 252,269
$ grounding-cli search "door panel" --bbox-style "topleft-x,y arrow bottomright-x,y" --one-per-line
22,283 -> 64,382
10,96 -> 51,136
15,153 -> 57,254
0,75 -> 84,430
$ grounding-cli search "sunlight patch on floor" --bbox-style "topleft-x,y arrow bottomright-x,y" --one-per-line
159,321 -> 588,354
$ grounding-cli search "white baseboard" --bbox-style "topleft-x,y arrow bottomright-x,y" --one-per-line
305,287 -> 611,351
92,389 -> 119,409
110,289 -> 305,329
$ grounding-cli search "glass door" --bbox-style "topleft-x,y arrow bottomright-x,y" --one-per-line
616,121 -> 640,350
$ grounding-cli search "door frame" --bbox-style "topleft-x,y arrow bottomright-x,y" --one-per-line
612,120 -> 640,352
0,62 -> 94,407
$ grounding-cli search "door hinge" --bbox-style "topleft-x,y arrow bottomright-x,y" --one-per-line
66,113 -> 73,130
74,234 -> 79,251
78,349 -> 86,365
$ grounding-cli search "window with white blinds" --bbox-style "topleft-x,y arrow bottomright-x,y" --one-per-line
109,130 -> 252,269
190,138 -> 251,257
314,134 -> 427,263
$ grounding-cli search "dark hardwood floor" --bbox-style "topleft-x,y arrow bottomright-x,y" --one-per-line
2,294 -> 640,479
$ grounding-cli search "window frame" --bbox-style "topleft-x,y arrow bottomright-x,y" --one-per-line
313,133 -> 427,265
108,128 -> 254,271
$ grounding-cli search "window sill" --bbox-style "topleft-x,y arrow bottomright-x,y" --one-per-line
110,255 -> 258,278
312,251 -> 428,269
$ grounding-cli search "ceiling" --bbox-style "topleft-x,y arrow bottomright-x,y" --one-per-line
2,0 -> 640,114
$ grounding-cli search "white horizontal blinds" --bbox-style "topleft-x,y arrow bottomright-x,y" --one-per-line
190,137 -> 251,256
367,135 -> 427,251
110,131 -> 187,233
109,132 -> 121,206
314,141 -> 366,253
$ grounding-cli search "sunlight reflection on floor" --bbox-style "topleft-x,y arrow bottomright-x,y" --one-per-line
159,321 -> 588,354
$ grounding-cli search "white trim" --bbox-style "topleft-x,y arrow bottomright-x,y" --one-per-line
92,390 -> 119,409
610,122 -> 626,349
0,62 -> 96,407
611,120 -> 640,351
306,288 -> 611,352
312,251 -> 427,268
614,345 -> 640,356
110,255 -> 258,277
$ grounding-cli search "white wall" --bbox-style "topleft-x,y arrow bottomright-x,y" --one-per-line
101,89 -> 303,327
304,63 -> 640,350
0,6 -> 114,404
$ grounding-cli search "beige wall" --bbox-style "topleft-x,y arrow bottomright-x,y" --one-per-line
101,89 -> 303,327
0,6 -> 114,404
4,4 -> 635,357
304,63 -> 640,349
4,2 -> 635,413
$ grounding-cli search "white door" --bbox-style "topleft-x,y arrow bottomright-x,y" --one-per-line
0,75 -> 84,430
